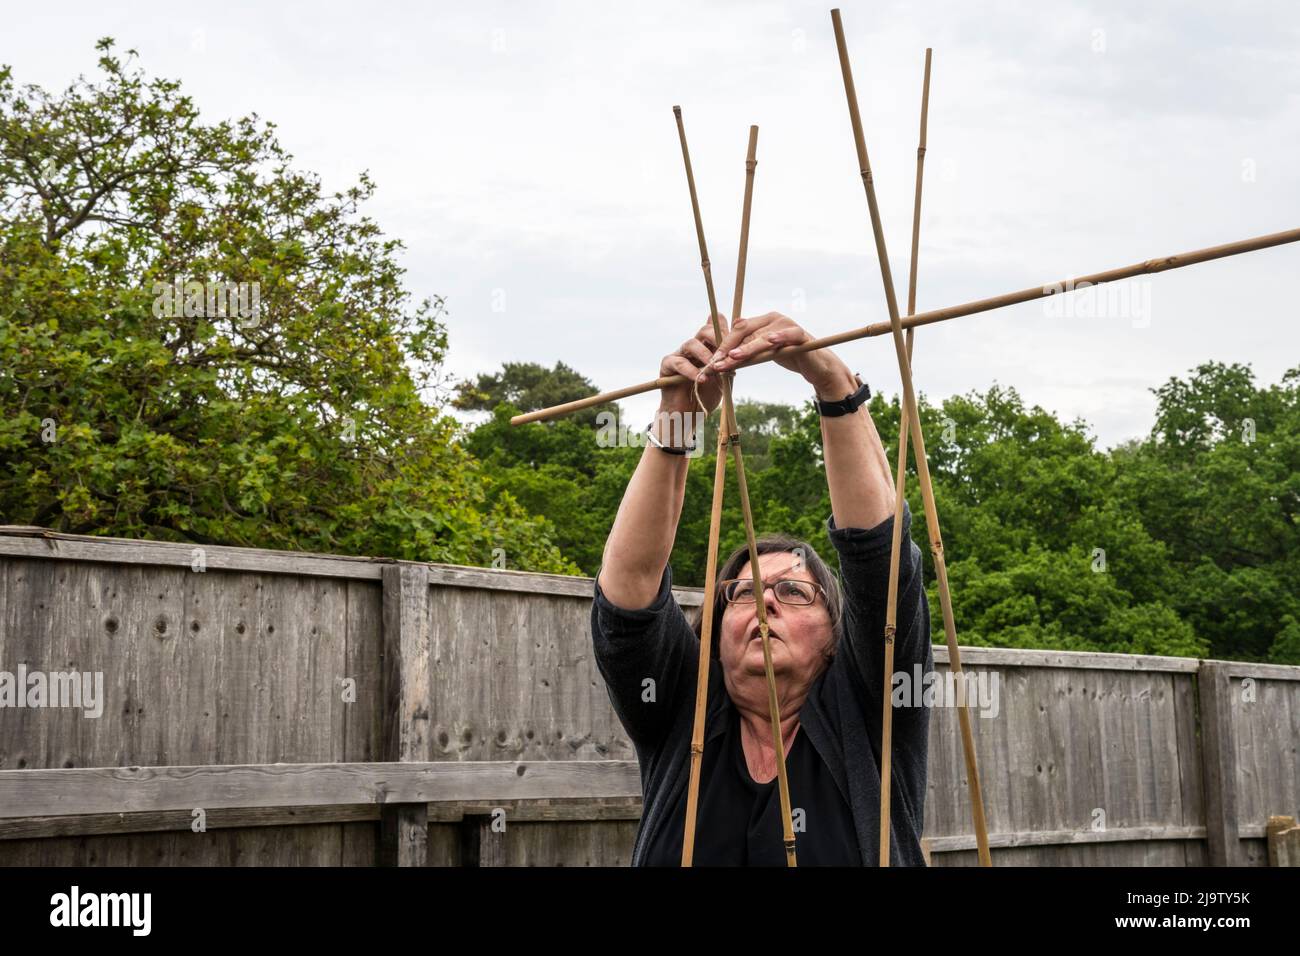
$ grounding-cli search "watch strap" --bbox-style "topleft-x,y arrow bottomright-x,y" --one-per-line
815,374 -> 870,417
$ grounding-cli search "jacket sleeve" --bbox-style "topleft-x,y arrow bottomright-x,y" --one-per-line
826,500 -> 934,777
590,563 -> 700,755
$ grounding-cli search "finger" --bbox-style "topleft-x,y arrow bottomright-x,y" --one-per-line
710,313 -> 777,364
721,329 -> 790,365
695,320 -> 722,350
662,354 -> 703,383
716,319 -> 802,370
680,338 -> 714,368
721,332 -> 793,372
757,325 -> 808,352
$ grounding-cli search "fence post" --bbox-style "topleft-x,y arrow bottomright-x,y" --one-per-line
380,563 -> 432,866
1198,660 -> 1244,866
1267,816 -> 1300,866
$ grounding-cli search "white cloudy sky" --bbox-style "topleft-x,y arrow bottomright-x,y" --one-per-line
7,0 -> 1299,449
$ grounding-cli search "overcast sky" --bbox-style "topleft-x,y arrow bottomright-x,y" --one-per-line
7,0 -> 1299,449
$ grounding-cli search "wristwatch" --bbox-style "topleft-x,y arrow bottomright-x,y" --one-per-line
815,373 -> 870,417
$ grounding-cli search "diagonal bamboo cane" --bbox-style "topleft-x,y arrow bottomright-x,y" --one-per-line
509,225 -> 1300,426
879,45 -> 933,868
681,397 -> 731,866
682,125 -> 759,866
673,111 -> 798,866
832,8 -> 992,866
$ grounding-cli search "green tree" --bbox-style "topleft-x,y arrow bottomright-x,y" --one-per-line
0,40 -> 575,572
453,360 -> 616,430
461,358 -> 1296,663
1120,362 -> 1300,662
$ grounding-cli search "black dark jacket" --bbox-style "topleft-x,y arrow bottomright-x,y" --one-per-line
590,502 -> 933,866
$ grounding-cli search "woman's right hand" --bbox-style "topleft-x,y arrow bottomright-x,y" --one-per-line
658,317 -> 726,416
598,318 -> 727,610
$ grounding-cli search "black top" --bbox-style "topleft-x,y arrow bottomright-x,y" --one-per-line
590,502 -> 933,866
643,703 -> 861,866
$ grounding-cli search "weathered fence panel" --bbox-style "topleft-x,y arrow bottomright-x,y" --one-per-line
0,527 -> 1295,866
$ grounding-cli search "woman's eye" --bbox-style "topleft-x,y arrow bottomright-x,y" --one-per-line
779,581 -> 813,602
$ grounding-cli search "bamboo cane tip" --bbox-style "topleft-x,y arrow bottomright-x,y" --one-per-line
672,105 -> 682,115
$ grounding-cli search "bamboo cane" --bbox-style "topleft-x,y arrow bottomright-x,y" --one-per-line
673,111 -> 798,866
683,125 -> 761,866
832,8 -> 991,866
509,224 -> 1300,426
879,45 -> 933,868
681,398 -> 731,866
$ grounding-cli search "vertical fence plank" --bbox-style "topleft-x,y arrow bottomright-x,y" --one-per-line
1172,671 -> 1206,865
380,564 -> 432,866
1198,661 -> 1243,865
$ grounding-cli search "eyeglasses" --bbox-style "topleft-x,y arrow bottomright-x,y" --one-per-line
719,577 -> 825,606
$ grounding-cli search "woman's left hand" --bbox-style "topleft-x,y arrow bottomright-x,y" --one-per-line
697,312 -> 848,392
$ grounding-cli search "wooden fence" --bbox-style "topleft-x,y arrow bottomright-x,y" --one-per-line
0,526 -> 1295,865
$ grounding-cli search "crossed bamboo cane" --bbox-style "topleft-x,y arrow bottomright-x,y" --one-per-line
831,10 -> 991,866
682,26 -> 962,866
512,10 -> 1300,868
872,43 -> 951,867
672,112 -> 799,866
681,20 -> 979,869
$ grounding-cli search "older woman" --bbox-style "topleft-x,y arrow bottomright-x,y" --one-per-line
591,311 -> 933,866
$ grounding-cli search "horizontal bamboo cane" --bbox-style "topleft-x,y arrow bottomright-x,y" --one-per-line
509,225 -> 1300,425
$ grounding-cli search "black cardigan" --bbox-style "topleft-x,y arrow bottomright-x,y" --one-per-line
590,501 -> 933,866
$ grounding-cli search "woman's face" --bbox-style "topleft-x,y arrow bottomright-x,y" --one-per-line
718,551 -> 835,688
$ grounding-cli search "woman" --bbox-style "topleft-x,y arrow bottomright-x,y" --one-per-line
591,311 -> 933,866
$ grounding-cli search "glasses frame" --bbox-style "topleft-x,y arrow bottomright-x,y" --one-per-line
718,576 -> 827,607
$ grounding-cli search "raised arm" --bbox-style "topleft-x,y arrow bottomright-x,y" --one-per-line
596,321 -> 723,610
812,364 -> 895,531
702,311 -> 931,688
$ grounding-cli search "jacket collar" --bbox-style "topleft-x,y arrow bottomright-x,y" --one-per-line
705,665 -> 852,811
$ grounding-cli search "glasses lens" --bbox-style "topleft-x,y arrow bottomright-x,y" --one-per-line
726,579 -> 755,603
777,580 -> 816,604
